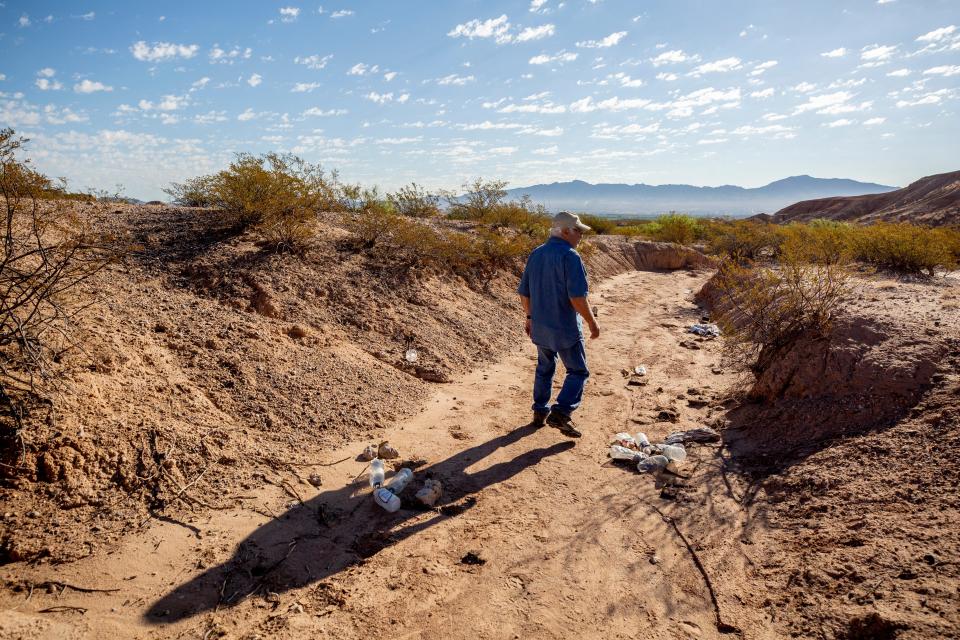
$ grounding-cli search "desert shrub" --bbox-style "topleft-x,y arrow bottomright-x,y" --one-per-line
706,220 -> 782,264
578,214 -> 617,235
389,183 -> 440,218
647,213 -> 704,245
712,257 -> 849,376
0,129 -> 115,466
163,174 -> 218,207
777,220 -> 855,265
611,222 -> 656,238
479,199 -> 551,237
853,222 -> 957,276
446,178 -> 508,220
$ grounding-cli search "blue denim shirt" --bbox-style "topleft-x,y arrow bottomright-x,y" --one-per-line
517,236 -> 589,350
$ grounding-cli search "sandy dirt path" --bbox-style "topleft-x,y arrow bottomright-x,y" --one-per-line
1,270 -> 775,640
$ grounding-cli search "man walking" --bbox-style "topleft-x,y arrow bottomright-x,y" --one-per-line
517,212 -> 600,438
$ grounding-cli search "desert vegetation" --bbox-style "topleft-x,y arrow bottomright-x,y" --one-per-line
0,129 -> 116,469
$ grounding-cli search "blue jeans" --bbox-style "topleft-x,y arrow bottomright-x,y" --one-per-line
532,341 -> 589,417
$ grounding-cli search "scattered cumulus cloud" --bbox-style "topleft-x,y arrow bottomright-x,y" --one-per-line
383,71 -> 398,81
864,117 -> 886,125
750,60 -> 778,76
689,57 -> 742,76
292,82 -> 321,92
209,45 -> 252,64
279,7 -> 300,22
366,91 -> 410,104
331,10 -> 354,18
887,68 -> 911,77
247,73 -> 262,87
859,43 -> 898,66
529,0 -> 549,12
651,49 -> 699,66
576,31 -> 627,48
923,65 -> 960,77
824,118 -> 854,127
916,25 -> 956,42
516,24 -> 555,42
820,48 -> 847,58
751,88 -> 775,98
529,51 -> 578,65
74,79 -> 113,93
295,54 -> 334,70
437,74 -> 475,86
348,63 -> 380,76
448,15 -> 512,44
131,41 -> 199,62
302,107 -> 347,116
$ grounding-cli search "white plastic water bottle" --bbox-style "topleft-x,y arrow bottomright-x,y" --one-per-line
373,487 -> 401,512
637,455 -> 669,473
660,444 -> 687,462
635,432 -> 651,448
609,445 -> 640,461
387,468 -> 413,493
369,458 -> 385,488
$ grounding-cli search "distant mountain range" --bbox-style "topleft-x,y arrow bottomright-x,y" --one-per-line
773,170 -> 960,226
505,175 -> 898,217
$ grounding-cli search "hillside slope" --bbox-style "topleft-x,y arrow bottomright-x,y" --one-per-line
773,169 -> 960,225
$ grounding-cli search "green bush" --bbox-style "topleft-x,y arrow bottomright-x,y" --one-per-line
778,220 -> 855,265
648,213 -> 704,245
446,178 -> 508,220
705,220 -> 781,264
853,223 -> 957,276
578,214 -> 617,235
389,183 -> 440,218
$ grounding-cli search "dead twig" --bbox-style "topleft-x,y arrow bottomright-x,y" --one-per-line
648,504 -> 741,636
37,605 -> 88,614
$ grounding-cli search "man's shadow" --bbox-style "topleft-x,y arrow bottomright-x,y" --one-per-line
145,423 -> 573,624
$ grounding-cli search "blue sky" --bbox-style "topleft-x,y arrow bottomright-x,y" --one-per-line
1,1 -> 958,200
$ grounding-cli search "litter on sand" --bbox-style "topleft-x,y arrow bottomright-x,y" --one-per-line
634,365 -> 647,376
405,348 -> 418,363
688,323 -> 721,338
664,426 -> 721,445
608,432 -> 688,474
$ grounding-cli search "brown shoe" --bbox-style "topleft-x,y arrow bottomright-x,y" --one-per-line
531,412 -> 549,428
546,411 -> 582,438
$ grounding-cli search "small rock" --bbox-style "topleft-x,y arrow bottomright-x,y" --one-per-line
308,474 -> 322,487
461,551 -> 486,566
358,445 -> 377,461
378,442 -> 400,460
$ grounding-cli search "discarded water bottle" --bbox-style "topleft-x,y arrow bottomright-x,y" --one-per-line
405,348 -> 418,363
369,458 -> 385,488
635,432 -> 651,448
660,444 -> 687,462
613,432 -> 636,447
637,455 -> 669,473
373,487 -> 401,513
609,445 -> 640,461
387,467 -> 413,493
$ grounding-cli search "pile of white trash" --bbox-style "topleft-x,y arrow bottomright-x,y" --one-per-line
608,426 -> 720,474
688,323 -> 721,338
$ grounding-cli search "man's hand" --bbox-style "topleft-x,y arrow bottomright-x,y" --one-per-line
588,321 -> 600,340
525,318 -> 532,337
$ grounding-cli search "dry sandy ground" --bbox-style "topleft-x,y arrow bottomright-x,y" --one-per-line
1,269 -> 773,639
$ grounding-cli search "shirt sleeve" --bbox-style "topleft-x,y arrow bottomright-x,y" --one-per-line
565,251 -> 589,298
517,260 -> 531,297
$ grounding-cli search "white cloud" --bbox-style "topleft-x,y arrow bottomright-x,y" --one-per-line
138,94 -> 188,111
750,60 -> 778,76
750,88 -> 775,98
42,105 -> 88,125
887,68 -> 911,77
896,92 -> 945,107
302,107 -> 348,116
923,65 -> 960,77
864,117 -> 886,125
247,73 -> 262,87
488,146 -> 518,155
656,72 -> 677,82
348,63 -> 379,76
824,118 -> 854,127
131,41 -> 199,62
191,77 -> 211,90
365,91 -> 409,104
0,74 -> 6,81
793,90 -> 853,114
331,10 -> 353,18
576,31 -> 628,48
295,54 -> 334,70
448,15 -> 512,44
516,24 -> 555,42
74,79 -> 113,93
593,122 -> 660,137
195,110 -> 228,124
384,71 -> 398,81
238,108 -> 258,121
689,57 -> 742,76
35,78 -> 63,91
916,25 -> 956,42
529,0 -> 549,12
821,47 -> 847,58
860,44 -> 898,65
292,82 -> 322,92
377,137 -> 421,144
209,45 -> 252,64
498,101 -> 566,114
529,51 -> 577,65
18,14 -> 30,28
877,0 -> 895,4
652,50 -> 698,67
437,74 -> 475,86
279,7 -> 300,22
792,82 -> 817,93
